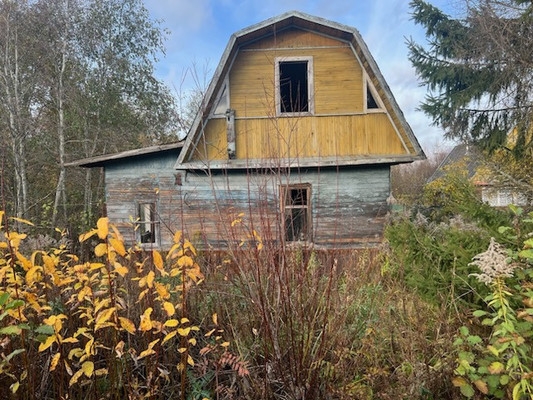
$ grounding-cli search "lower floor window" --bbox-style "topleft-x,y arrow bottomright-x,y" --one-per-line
138,202 -> 158,244
281,184 -> 311,241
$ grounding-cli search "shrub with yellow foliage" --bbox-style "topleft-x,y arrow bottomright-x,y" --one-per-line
0,211 -> 247,399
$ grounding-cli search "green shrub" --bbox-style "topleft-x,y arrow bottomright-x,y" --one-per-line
452,208 -> 533,399
385,213 -> 491,307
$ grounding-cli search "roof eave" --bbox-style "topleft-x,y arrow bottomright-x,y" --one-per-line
67,142 -> 184,168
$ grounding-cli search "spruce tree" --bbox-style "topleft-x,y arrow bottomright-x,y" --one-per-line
408,0 -> 533,154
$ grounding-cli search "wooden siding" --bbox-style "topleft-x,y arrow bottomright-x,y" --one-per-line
174,166 -> 390,248
229,35 -> 364,116
104,157 -> 389,249
190,28 -> 411,163
193,114 -> 406,161
104,152 -> 183,249
354,45 -> 416,155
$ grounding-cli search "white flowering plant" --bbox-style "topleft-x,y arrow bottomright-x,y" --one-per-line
453,206 -> 533,399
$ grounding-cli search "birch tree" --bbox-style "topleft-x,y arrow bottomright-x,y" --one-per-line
0,1 -> 40,220
0,0 -> 178,229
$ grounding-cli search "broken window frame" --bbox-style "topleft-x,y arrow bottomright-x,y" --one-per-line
275,56 -> 314,116
365,75 -> 384,112
280,183 -> 312,242
137,202 -> 159,245
212,77 -> 230,117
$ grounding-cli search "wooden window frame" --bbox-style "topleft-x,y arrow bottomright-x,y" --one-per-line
137,202 -> 159,246
280,183 -> 312,242
275,56 -> 314,116
212,77 -> 230,117
364,76 -> 384,112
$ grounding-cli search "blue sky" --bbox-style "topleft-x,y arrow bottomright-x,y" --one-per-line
143,0 -> 458,152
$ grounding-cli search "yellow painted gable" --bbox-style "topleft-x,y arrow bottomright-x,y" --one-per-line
185,23 -> 420,165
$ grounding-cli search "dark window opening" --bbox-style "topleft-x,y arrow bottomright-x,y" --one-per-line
367,85 -> 379,109
282,185 -> 311,241
279,61 -> 309,113
138,203 -> 156,244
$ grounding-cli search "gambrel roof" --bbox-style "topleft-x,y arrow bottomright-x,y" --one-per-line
177,10 -> 425,168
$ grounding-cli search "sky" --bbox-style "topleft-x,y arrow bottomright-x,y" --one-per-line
143,0 -> 460,153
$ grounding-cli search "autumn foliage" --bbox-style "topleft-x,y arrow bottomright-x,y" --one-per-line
0,211 -> 247,399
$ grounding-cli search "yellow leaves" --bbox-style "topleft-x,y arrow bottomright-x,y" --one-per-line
231,212 -> 244,227
43,314 -> 67,333
94,307 -> 116,331
79,229 -> 97,243
16,251 -> 32,271
10,216 -> 34,227
69,369 -> 84,387
109,238 -> 126,257
152,250 -> 165,274
139,271 -> 155,289
155,282 -> 170,300
119,317 -> 136,334
81,361 -> 94,377
42,254 -> 57,275
114,262 -> 128,277
61,337 -> 79,344
162,330 -> 177,345
0,216 -> 213,391
138,339 -> 160,360
39,335 -> 57,352
77,286 -> 92,302
139,307 -> 153,332
68,348 -> 84,361
10,381 -> 20,394
177,327 -> 191,337
94,243 -> 107,257
84,337 -> 95,357
96,217 -> 109,240
8,232 -> 27,250
25,265 -> 43,286
64,350 -> 104,385
115,341 -> 125,358
488,361 -> 505,374
164,319 -> 179,328
163,301 -> 175,317
177,255 -> 194,268
186,263 -> 204,283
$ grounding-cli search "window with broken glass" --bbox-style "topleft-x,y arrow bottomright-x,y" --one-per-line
137,202 -> 158,244
281,184 -> 312,241
276,57 -> 313,115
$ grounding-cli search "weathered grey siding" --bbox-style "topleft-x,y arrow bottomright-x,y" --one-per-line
175,165 -> 390,248
104,151 -> 182,248
103,152 -> 390,249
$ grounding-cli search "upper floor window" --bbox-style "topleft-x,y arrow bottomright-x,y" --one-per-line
275,57 -> 314,115
365,77 -> 384,111
213,78 -> 229,116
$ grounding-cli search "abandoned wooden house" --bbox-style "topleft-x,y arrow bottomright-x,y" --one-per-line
70,11 -> 425,249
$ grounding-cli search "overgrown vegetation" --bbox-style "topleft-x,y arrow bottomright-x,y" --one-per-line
2,153 -> 533,399
0,212 -> 247,399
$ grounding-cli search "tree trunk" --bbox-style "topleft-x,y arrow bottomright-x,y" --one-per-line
52,2 -> 69,227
